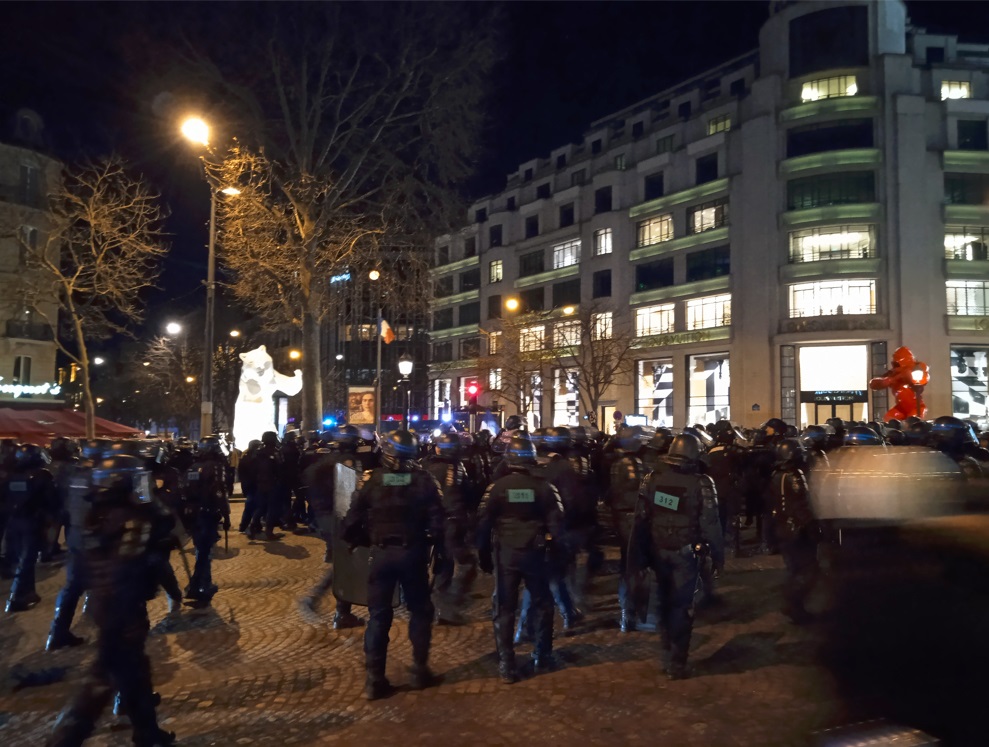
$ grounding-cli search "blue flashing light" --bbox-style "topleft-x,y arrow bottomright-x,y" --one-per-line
322,416 -> 337,427
441,413 -> 452,423
411,415 -> 420,422
330,272 -> 351,284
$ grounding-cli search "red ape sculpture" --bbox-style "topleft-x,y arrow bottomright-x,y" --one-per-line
869,346 -> 930,421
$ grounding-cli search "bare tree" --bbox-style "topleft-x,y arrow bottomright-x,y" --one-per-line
164,3 -> 500,431
545,305 -> 636,429
20,157 -> 167,437
476,312 -> 550,426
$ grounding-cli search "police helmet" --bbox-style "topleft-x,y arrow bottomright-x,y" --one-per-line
49,436 -> 76,461
888,429 -> 908,446
458,431 -> 474,449
261,431 -> 280,447
530,427 -> 548,452
667,432 -> 703,463
475,430 -> 492,448
844,425 -> 882,446
930,416 -> 978,451
887,419 -> 903,431
334,425 -> 361,450
544,426 -> 573,451
866,421 -> 889,440
618,426 -> 652,453
16,443 -> 50,469
92,455 -> 148,502
81,439 -> 113,462
571,426 -> 588,446
682,426 -> 713,451
762,418 -> 788,438
904,419 -> 932,445
504,415 -> 524,431
649,428 -> 675,455
198,438 -> 224,458
826,417 -> 846,435
801,424 -> 827,449
434,432 -> 462,458
506,435 -> 537,466
709,420 -> 737,446
109,440 -> 148,459
382,430 -> 418,461
775,438 -> 804,465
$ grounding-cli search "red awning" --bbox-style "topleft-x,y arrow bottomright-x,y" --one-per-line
0,408 -> 142,444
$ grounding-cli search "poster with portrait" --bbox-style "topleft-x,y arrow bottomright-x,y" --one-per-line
347,386 -> 376,425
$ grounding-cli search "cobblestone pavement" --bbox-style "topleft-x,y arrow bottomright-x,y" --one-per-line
0,507 -> 845,746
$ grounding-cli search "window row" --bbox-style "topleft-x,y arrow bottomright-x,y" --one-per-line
637,353 -> 731,427
636,198 -> 729,249
635,293 -> 732,337
945,226 -> 989,261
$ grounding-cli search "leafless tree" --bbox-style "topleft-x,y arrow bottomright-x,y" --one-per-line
476,312 -> 550,425
19,157 -> 168,438
544,305 -> 636,429
166,3 -> 499,431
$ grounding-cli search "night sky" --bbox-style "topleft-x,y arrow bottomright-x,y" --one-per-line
1,1 -> 986,336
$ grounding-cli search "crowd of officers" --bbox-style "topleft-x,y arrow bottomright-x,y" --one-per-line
1,412 -> 986,743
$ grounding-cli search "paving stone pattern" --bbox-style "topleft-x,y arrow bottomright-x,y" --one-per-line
0,507 -> 843,746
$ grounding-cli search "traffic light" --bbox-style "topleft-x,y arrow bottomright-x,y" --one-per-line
468,383 -> 479,411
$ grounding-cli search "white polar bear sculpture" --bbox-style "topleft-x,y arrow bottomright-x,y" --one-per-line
232,345 -> 303,448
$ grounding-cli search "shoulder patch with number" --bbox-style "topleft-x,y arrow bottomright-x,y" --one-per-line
653,491 -> 680,511
383,472 -> 412,487
507,488 -> 535,503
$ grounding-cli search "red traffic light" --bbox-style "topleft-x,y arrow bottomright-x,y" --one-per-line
467,384 -> 479,396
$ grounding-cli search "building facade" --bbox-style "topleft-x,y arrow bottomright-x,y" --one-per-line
0,109 -> 61,404
429,0 -> 989,432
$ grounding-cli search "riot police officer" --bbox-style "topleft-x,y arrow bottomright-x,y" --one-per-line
301,425 -> 364,629
768,438 -> 818,624
609,426 -> 652,632
45,440 -> 108,650
47,454 -> 175,747
632,432 -> 723,680
425,432 -> 476,626
341,430 -> 445,700
5,443 -> 57,612
477,435 -> 565,684
247,431 -> 283,540
182,439 -> 230,602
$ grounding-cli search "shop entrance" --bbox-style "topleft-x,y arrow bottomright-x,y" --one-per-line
797,345 -> 869,427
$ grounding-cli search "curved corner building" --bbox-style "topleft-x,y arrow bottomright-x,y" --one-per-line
429,0 -> 989,432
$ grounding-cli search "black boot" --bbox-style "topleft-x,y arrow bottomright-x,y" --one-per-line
364,662 -> 392,701
408,662 -> 436,690
498,658 -> 517,684
619,609 -> 636,634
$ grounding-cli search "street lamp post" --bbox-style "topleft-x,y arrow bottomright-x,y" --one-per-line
398,353 -> 414,430
181,116 -> 240,439
369,269 -> 382,429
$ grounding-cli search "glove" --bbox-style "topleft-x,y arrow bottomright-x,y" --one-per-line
222,515 -> 231,531
478,551 -> 494,575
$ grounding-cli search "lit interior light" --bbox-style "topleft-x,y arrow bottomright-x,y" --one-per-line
846,82 -> 858,96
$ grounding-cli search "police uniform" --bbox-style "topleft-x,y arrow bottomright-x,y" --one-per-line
5,445 -> 57,612
182,446 -> 230,601
341,430 -> 445,700
609,439 -> 649,632
48,455 -> 174,747
477,437 -> 565,684
633,434 -> 723,679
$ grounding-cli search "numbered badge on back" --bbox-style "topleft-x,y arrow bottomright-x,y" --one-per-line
507,488 -> 535,504
382,473 -> 411,487
653,491 -> 680,511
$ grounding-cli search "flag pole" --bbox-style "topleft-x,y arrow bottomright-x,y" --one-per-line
375,304 -> 382,431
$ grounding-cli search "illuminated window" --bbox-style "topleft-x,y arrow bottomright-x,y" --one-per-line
687,294 -> 732,329
12,355 -> 31,385
687,198 -> 729,234
489,259 -> 503,283
789,225 -> 875,262
554,320 -> 580,348
801,75 -> 858,102
635,303 -> 675,337
689,354 -> 730,424
636,214 -> 673,247
788,280 -> 876,317
488,331 -> 502,354
944,227 -> 989,261
637,359 -> 674,427
594,228 -> 613,256
946,280 -> 989,316
707,114 -> 731,135
614,154 -> 627,171
592,311 -> 613,340
553,368 -> 580,427
489,368 -> 502,391
552,239 -> 581,269
520,325 -> 544,353
941,80 -> 972,101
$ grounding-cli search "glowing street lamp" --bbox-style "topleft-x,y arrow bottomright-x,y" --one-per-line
369,268 -> 382,426
180,117 -> 210,147
185,375 -> 196,383
166,322 -> 182,336
505,297 -> 520,312
93,357 -> 105,366
229,329 -> 241,338
289,349 -> 302,360
398,353 -> 414,429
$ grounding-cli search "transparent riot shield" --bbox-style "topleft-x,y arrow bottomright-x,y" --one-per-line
331,463 -> 367,605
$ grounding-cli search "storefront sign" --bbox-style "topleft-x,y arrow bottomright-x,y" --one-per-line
799,389 -> 867,404
0,382 -> 62,398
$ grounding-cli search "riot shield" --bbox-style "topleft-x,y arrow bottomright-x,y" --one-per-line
330,464 -> 400,608
331,463 -> 367,605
